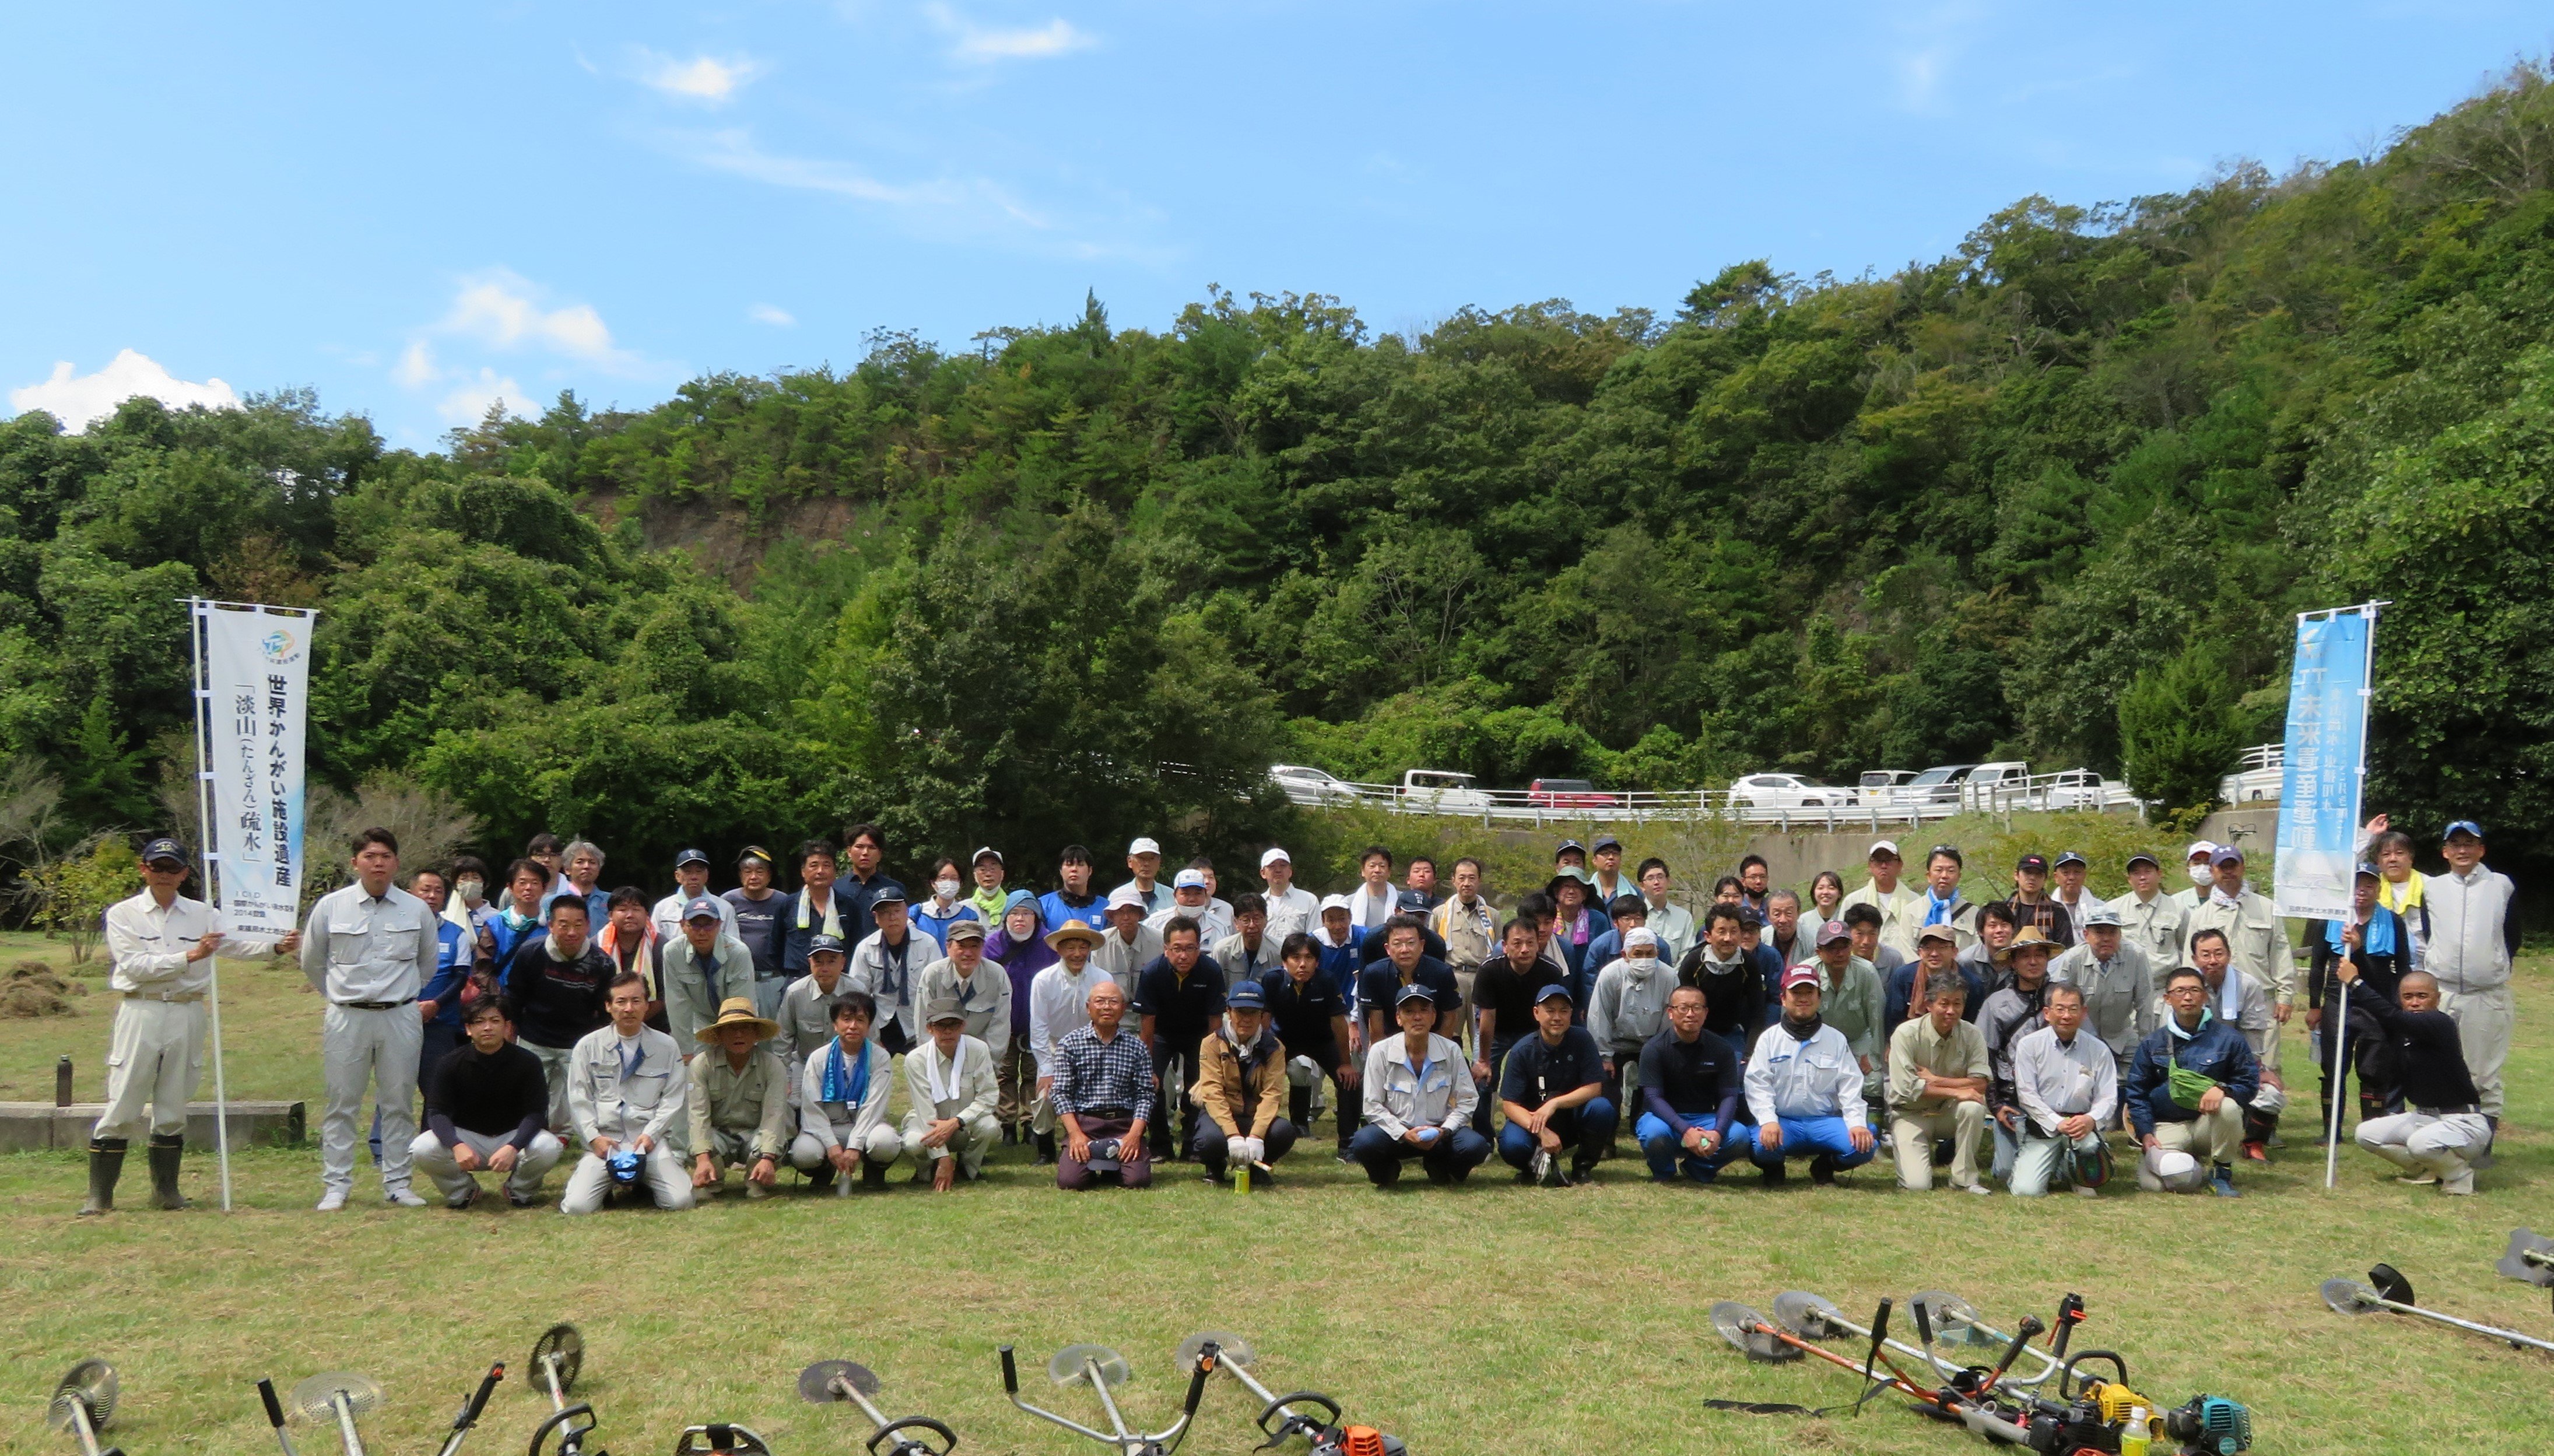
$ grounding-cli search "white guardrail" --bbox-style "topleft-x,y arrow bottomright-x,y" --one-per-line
1278,770 -> 2146,828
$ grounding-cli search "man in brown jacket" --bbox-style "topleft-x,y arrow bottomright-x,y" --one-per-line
1190,980 -> 1297,1185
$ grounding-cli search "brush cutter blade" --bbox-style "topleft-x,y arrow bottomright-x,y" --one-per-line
798,1360 -> 879,1402
289,1373 -> 383,1422
2498,1229 -> 2554,1287
1770,1291 -> 1847,1341
1911,1290 -> 1987,1346
530,1324 -> 584,1395
47,1359 -> 118,1433
1048,1345 -> 1132,1388
1710,1301 -> 1799,1362
1176,1330 -> 1253,1369
2369,1263 -> 2416,1307
2322,1278 -> 2385,1315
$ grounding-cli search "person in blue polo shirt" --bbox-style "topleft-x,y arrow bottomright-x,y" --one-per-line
1744,966 -> 1879,1185
1039,844 -> 1109,932
1637,984 -> 1747,1183
1350,984 -> 1489,1187
1495,983 -> 1615,1186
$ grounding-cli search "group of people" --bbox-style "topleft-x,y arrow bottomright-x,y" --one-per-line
72,813 -> 2518,1214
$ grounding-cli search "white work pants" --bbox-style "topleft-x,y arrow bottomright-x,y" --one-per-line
408,1129 -> 564,1204
93,998 -> 206,1142
321,1004 -> 422,1193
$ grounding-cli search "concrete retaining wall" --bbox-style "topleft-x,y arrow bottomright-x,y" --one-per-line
0,1100 -> 304,1153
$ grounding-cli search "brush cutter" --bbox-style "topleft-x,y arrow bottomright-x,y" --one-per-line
1907,1289 -> 2083,1392
798,1359 -> 959,1456
261,1373 -> 382,1456
2323,1263 -> 2554,1356
526,1325 -> 606,1456
1172,1330 -> 1408,1455
998,1341 -> 1216,1456
430,1363 -> 504,1456
671,1425 -> 770,1455
1708,1297 -> 2039,1441
2497,1228 -> 2554,1313
47,1359 -> 123,1456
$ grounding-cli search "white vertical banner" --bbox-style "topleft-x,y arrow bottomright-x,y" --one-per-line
195,601 -> 316,936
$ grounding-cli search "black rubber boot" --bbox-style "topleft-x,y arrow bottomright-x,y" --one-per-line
861,1159 -> 890,1190
80,1139 -> 127,1216
147,1134 -> 188,1209
1033,1132 -> 1057,1166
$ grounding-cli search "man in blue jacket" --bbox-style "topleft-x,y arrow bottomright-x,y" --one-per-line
2128,967 -> 2260,1197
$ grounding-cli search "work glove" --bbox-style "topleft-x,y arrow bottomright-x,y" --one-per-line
1240,1136 -> 1265,1164
1227,1136 -> 1251,1166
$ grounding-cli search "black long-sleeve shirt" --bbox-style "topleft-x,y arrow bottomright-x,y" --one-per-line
2344,981 -> 2480,1112
1637,1025 -> 1745,1133
426,1041 -> 550,1148
504,938 -> 615,1050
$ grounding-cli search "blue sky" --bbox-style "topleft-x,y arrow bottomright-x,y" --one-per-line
3,2 -> 2545,447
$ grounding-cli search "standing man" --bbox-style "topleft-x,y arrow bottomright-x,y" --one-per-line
1884,971 -> 1991,1195
1884,923 -> 1985,1028
2127,968 -> 2258,1197
1588,834 -> 1636,908
2008,983 -> 2118,1197
724,847 -> 790,1018
560,971 -> 694,1213
659,897 -> 755,1051
2360,819 -> 2430,966
839,822 -> 904,946
2004,854 -> 2076,949
1050,980 -> 1155,1190
1147,868 -> 1233,945
1212,893 -> 1282,985
301,828 -> 443,1211
2181,845 -> 2295,1068
1842,840 -> 1920,959
1091,887 -> 1163,1015
847,886 -> 928,1054
1806,920 -> 1885,1109
409,997 -> 562,1210
2422,820 -> 2518,1160
546,841 -> 611,926
1403,855 -> 1443,910
1636,858 -> 1696,963
504,896 -> 615,1132
964,847 -> 1009,926
1112,836 -> 1173,916
1472,919 -> 1566,1133
1351,985 -> 1489,1186
1257,847 -> 1320,941
1763,890 -> 1811,970
2048,852 -> 2100,939
1427,857 -> 1498,979
1675,905 -> 1766,1061
780,839 -> 851,981
1590,927 -> 1677,1127
903,997 -> 1001,1189
2170,841 -> 2218,914
1634,985 -> 1746,1184
1136,918 -> 1226,1161
2049,906 -> 2153,1093
1356,917 -> 1463,1044
1743,968 -> 1879,1185
1040,845 -> 1108,932
1915,845 -> 1978,942
1191,981 -> 1299,1185
2108,852 -> 2186,987
913,919 -> 1013,1068
82,837 -> 297,1215
1347,846 -> 1398,932
1265,932 -> 1360,1159
1494,984 -> 1615,1186
685,998 -> 790,1200
1028,921 -> 1118,1164
651,848 -> 739,948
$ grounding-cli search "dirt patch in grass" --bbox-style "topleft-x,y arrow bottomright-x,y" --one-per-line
0,959 -> 85,1018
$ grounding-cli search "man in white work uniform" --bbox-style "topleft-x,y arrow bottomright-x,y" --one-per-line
561,970 -> 696,1213
300,827 -> 443,1211
82,837 -> 299,1215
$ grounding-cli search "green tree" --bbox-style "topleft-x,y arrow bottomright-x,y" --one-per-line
2117,641 -> 2247,814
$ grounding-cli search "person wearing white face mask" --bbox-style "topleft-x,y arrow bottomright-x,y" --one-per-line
1588,926 -> 1675,1140
2169,841 -> 2218,913
912,857 -> 978,952
2180,845 -> 2295,1069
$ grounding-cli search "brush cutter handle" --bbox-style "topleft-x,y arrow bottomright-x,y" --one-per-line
1861,1299 -> 1893,1384
1182,1346 -> 1218,1417
868,1416 -> 957,1456
1988,1316 -> 2046,1386
259,1380 -> 287,1430
528,1403 -> 595,1456
460,1364 -> 505,1428
1910,1300 -> 1935,1348
2048,1294 -> 2085,1361
999,1347 -> 1018,1398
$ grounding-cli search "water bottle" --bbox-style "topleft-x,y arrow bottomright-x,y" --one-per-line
2120,1405 -> 2151,1456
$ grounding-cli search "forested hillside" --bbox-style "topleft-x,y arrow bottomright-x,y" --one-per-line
3,65 -> 2551,882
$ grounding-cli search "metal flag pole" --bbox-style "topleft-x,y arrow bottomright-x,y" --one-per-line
187,599 -> 235,1212
2320,599 -> 2385,1192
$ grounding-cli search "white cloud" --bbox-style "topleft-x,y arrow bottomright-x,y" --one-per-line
1892,1 -> 1987,114
634,50 -> 761,104
436,369 -> 539,427
927,3 -> 1094,64
673,127 -> 1050,228
8,350 -> 239,431
433,268 -> 647,374
748,303 -> 797,327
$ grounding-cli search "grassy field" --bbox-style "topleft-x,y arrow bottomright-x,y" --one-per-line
1,929 -> 2547,1455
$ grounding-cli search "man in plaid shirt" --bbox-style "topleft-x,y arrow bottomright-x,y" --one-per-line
1050,980 -> 1156,1189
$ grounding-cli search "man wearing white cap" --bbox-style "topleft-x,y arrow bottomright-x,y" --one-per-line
1146,868 -> 1233,945
1841,840 -> 1922,959
1257,847 -> 1320,941
1092,885 -> 1164,1005
2107,851 -> 2185,989
2169,841 -> 2218,914
1111,837 -> 1173,915
2180,844 -> 2294,1069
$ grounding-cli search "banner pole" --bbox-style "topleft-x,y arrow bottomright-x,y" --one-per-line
188,600 -> 235,1212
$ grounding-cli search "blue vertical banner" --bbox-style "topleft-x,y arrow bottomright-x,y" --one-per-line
2274,605 -> 2378,920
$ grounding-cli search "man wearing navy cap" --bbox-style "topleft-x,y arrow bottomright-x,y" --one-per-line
847,885 -> 928,1054
1190,981 -> 1297,1184
1744,967 -> 1879,1185
659,894 -> 755,1051
1352,984 -> 1489,1185
652,848 -> 738,949
82,837 -> 300,1215
2423,819 -> 2519,1151
1587,835 -> 1636,908
724,846 -> 789,1016
1496,983 -> 1614,1185
773,932 -> 854,1080
1554,839 -> 1588,873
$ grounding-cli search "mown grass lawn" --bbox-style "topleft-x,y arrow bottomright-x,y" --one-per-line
2,932 -> 2546,1455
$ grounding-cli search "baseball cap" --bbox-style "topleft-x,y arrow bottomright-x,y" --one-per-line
2016,853 -> 2049,873
2211,845 -> 2245,867
1395,889 -> 1432,912
924,997 -> 967,1025
1867,838 -> 1901,860
2083,904 -> 2123,928
1260,846 -> 1292,868
1555,838 -> 1586,857
1107,885 -> 1147,911
971,845 -> 1003,867
1127,836 -> 1162,857
2444,819 -> 2485,841
673,847 -> 710,869
944,919 -> 988,942
1779,966 -> 1821,994
1814,919 -> 1851,946
2125,851 -> 2160,870
1623,927 -> 1660,951
140,837 -> 187,866
1532,982 -> 1573,1006
682,896 -> 722,922
1393,982 -> 1438,1008
2355,862 -> 2382,879
737,844 -> 774,867
1224,981 -> 1268,1010
2184,840 -> 2216,862
2053,851 -> 2088,869
808,934 -> 847,956
1916,923 -> 1962,945
1173,868 -> 1209,890
1318,893 -> 1353,914
1591,833 -> 1623,854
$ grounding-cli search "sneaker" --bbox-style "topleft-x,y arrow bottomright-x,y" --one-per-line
506,1190 -> 542,1208
2440,1166 -> 2476,1195
2207,1165 -> 2241,1198
1425,1164 -> 1454,1185
315,1187 -> 349,1212
1514,1166 -> 1537,1186
445,1184 -> 480,1211
1760,1162 -> 1788,1188
2397,1171 -> 2438,1186
2071,1184 -> 2100,1198
2241,1141 -> 2269,1164
1565,1163 -> 1597,1186
1334,1150 -> 1358,1166
386,1185 -> 429,1208
1960,1181 -> 1994,1197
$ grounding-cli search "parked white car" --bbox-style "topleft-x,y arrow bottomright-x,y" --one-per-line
1400,769 -> 1494,812
2219,743 -> 2282,803
1959,761 -> 2033,811
1904,763 -> 1977,807
2039,768 -> 2110,811
1269,763 -> 1360,805
1858,769 -> 1918,806
1727,773 -> 1854,816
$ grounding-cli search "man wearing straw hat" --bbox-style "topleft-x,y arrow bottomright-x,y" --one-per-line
1028,919 -> 1115,1166
686,997 -> 791,1199
903,996 -> 1000,1190
1977,924 -> 2060,1184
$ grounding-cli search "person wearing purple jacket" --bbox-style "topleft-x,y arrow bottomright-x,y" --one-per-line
984,889 -> 1056,1145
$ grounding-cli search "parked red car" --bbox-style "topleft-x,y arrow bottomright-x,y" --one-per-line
1527,777 -> 1619,809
